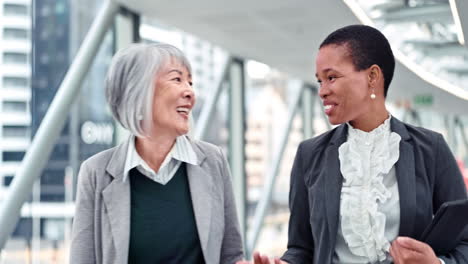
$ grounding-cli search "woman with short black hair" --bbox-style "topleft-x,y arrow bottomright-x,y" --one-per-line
241,25 -> 468,264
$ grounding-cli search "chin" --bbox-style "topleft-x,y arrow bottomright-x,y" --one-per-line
328,114 -> 349,125
176,127 -> 190,136
328,118 -> 343,125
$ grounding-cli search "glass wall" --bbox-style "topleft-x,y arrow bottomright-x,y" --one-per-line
1,0 -> 114,262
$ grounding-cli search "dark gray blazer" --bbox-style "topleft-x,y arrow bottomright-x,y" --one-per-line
281,118 -> 468,264
70,137 -> 244,264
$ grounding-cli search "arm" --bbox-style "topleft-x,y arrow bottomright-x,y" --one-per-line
218,147 -> 244,264
280,143 -> 314,263
391,134 -> 468,264
433,133 -> 468,264
69,161 -> 97,264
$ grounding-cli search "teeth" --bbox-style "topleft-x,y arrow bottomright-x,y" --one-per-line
324,105 -> 332,110
176,107 -> 189,114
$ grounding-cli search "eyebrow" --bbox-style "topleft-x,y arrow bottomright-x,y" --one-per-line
315,68 -> 334,78
167,69 -> 192,79
168,69 -> 183,75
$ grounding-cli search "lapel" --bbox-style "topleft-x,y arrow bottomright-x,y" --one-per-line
391,118 -> 416,237
324,124 -> 348,250
102,137 -> 131,264
186,138 -> 212,258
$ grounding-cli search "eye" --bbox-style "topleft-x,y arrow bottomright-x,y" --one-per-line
317,79 -> 322,86
172,77 -> 181,82
328,76 -> 337,81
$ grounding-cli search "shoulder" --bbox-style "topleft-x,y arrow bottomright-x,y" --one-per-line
399,121 -> 444,150
299,126 -> 341,154
80,145 -> 119,171
77,141 -> 128,189
403,122 -> 441,140
190,138 -> 224,159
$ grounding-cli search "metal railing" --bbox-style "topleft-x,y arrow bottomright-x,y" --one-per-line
0,0 -> 119,250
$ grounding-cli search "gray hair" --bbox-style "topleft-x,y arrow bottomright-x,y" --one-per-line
105,43 -> 192,137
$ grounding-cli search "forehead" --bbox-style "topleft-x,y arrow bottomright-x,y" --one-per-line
315,44 -> 354,73
160,57 -> 190,74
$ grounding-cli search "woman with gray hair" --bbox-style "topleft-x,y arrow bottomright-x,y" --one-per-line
70,43 -> 244,264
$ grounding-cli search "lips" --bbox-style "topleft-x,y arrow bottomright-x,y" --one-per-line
323,101 -> 337,116
176,106 -> 191,118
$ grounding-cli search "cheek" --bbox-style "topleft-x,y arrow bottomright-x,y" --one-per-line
339,84 -> 368,114
152,93 -> 171,111
192,94 -> 197,106
347,78 -> 368,101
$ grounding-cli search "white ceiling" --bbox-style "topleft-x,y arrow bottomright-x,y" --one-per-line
118,0 -> 468,115
455,0 -> 468,48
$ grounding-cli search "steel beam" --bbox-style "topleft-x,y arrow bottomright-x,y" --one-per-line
0,0 -> 119,250
228,58 -> 247,253
195,56 -> 231,140
246,80 -> 304,256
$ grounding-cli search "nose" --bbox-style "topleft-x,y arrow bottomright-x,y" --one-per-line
182,87 -> 195,101
318,85 -> 330,100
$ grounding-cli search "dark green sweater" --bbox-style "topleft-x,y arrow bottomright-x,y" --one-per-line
128,163 -> 205,264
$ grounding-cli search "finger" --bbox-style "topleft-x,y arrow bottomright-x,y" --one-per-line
400,247 -> 422,261
394,238 -> 428,262
274,257 -> 282,264
395,236 -> 429,253
253,252 -> 263,264
390,241 -> 402,264
261,255 -> 270,264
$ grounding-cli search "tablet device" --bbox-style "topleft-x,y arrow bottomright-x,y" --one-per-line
420,199 -> 468,255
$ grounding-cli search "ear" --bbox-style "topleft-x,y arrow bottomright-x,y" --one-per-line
368,64 -> 382,89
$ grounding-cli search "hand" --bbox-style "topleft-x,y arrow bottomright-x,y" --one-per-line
390,236 -> 441,264
235,252 -> 288,264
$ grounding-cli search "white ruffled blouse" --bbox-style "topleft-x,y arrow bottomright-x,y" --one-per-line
334,116 -> 402,263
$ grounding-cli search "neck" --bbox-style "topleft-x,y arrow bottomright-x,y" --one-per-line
349,99 -> 389,132
135,133 -> 177,172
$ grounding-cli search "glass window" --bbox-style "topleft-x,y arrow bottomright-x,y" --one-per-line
3,28 -> 28,40
2,101 -> 28,112
2,125 -> 29,137
2,76 -> 29,88
3,175 -> 14,186
2,151 -> 25,162
3,3 -> 28,16
3,52 -> 28,64
42,169 -> 65,185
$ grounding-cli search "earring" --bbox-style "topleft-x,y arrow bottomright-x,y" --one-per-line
370,89 -> 376,99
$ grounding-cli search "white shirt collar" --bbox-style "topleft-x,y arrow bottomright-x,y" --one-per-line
346,114 -> 392,143
123,135 -> 199,183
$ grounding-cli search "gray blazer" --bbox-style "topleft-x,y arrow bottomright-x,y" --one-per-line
70,137 -> 244,264
281,117 -> 468,264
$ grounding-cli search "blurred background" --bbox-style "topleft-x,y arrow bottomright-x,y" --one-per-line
0,0 -> 467,263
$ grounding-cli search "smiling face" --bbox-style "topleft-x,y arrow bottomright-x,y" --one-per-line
149,58 -> 195,138
316,44 -> 373,125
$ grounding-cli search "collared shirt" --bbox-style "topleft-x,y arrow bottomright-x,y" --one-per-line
123,135 -> 199,185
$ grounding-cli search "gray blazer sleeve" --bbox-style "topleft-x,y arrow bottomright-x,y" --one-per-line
433,134 -> 468,264
218,147 -> 244,264
70,161 -> 97,264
